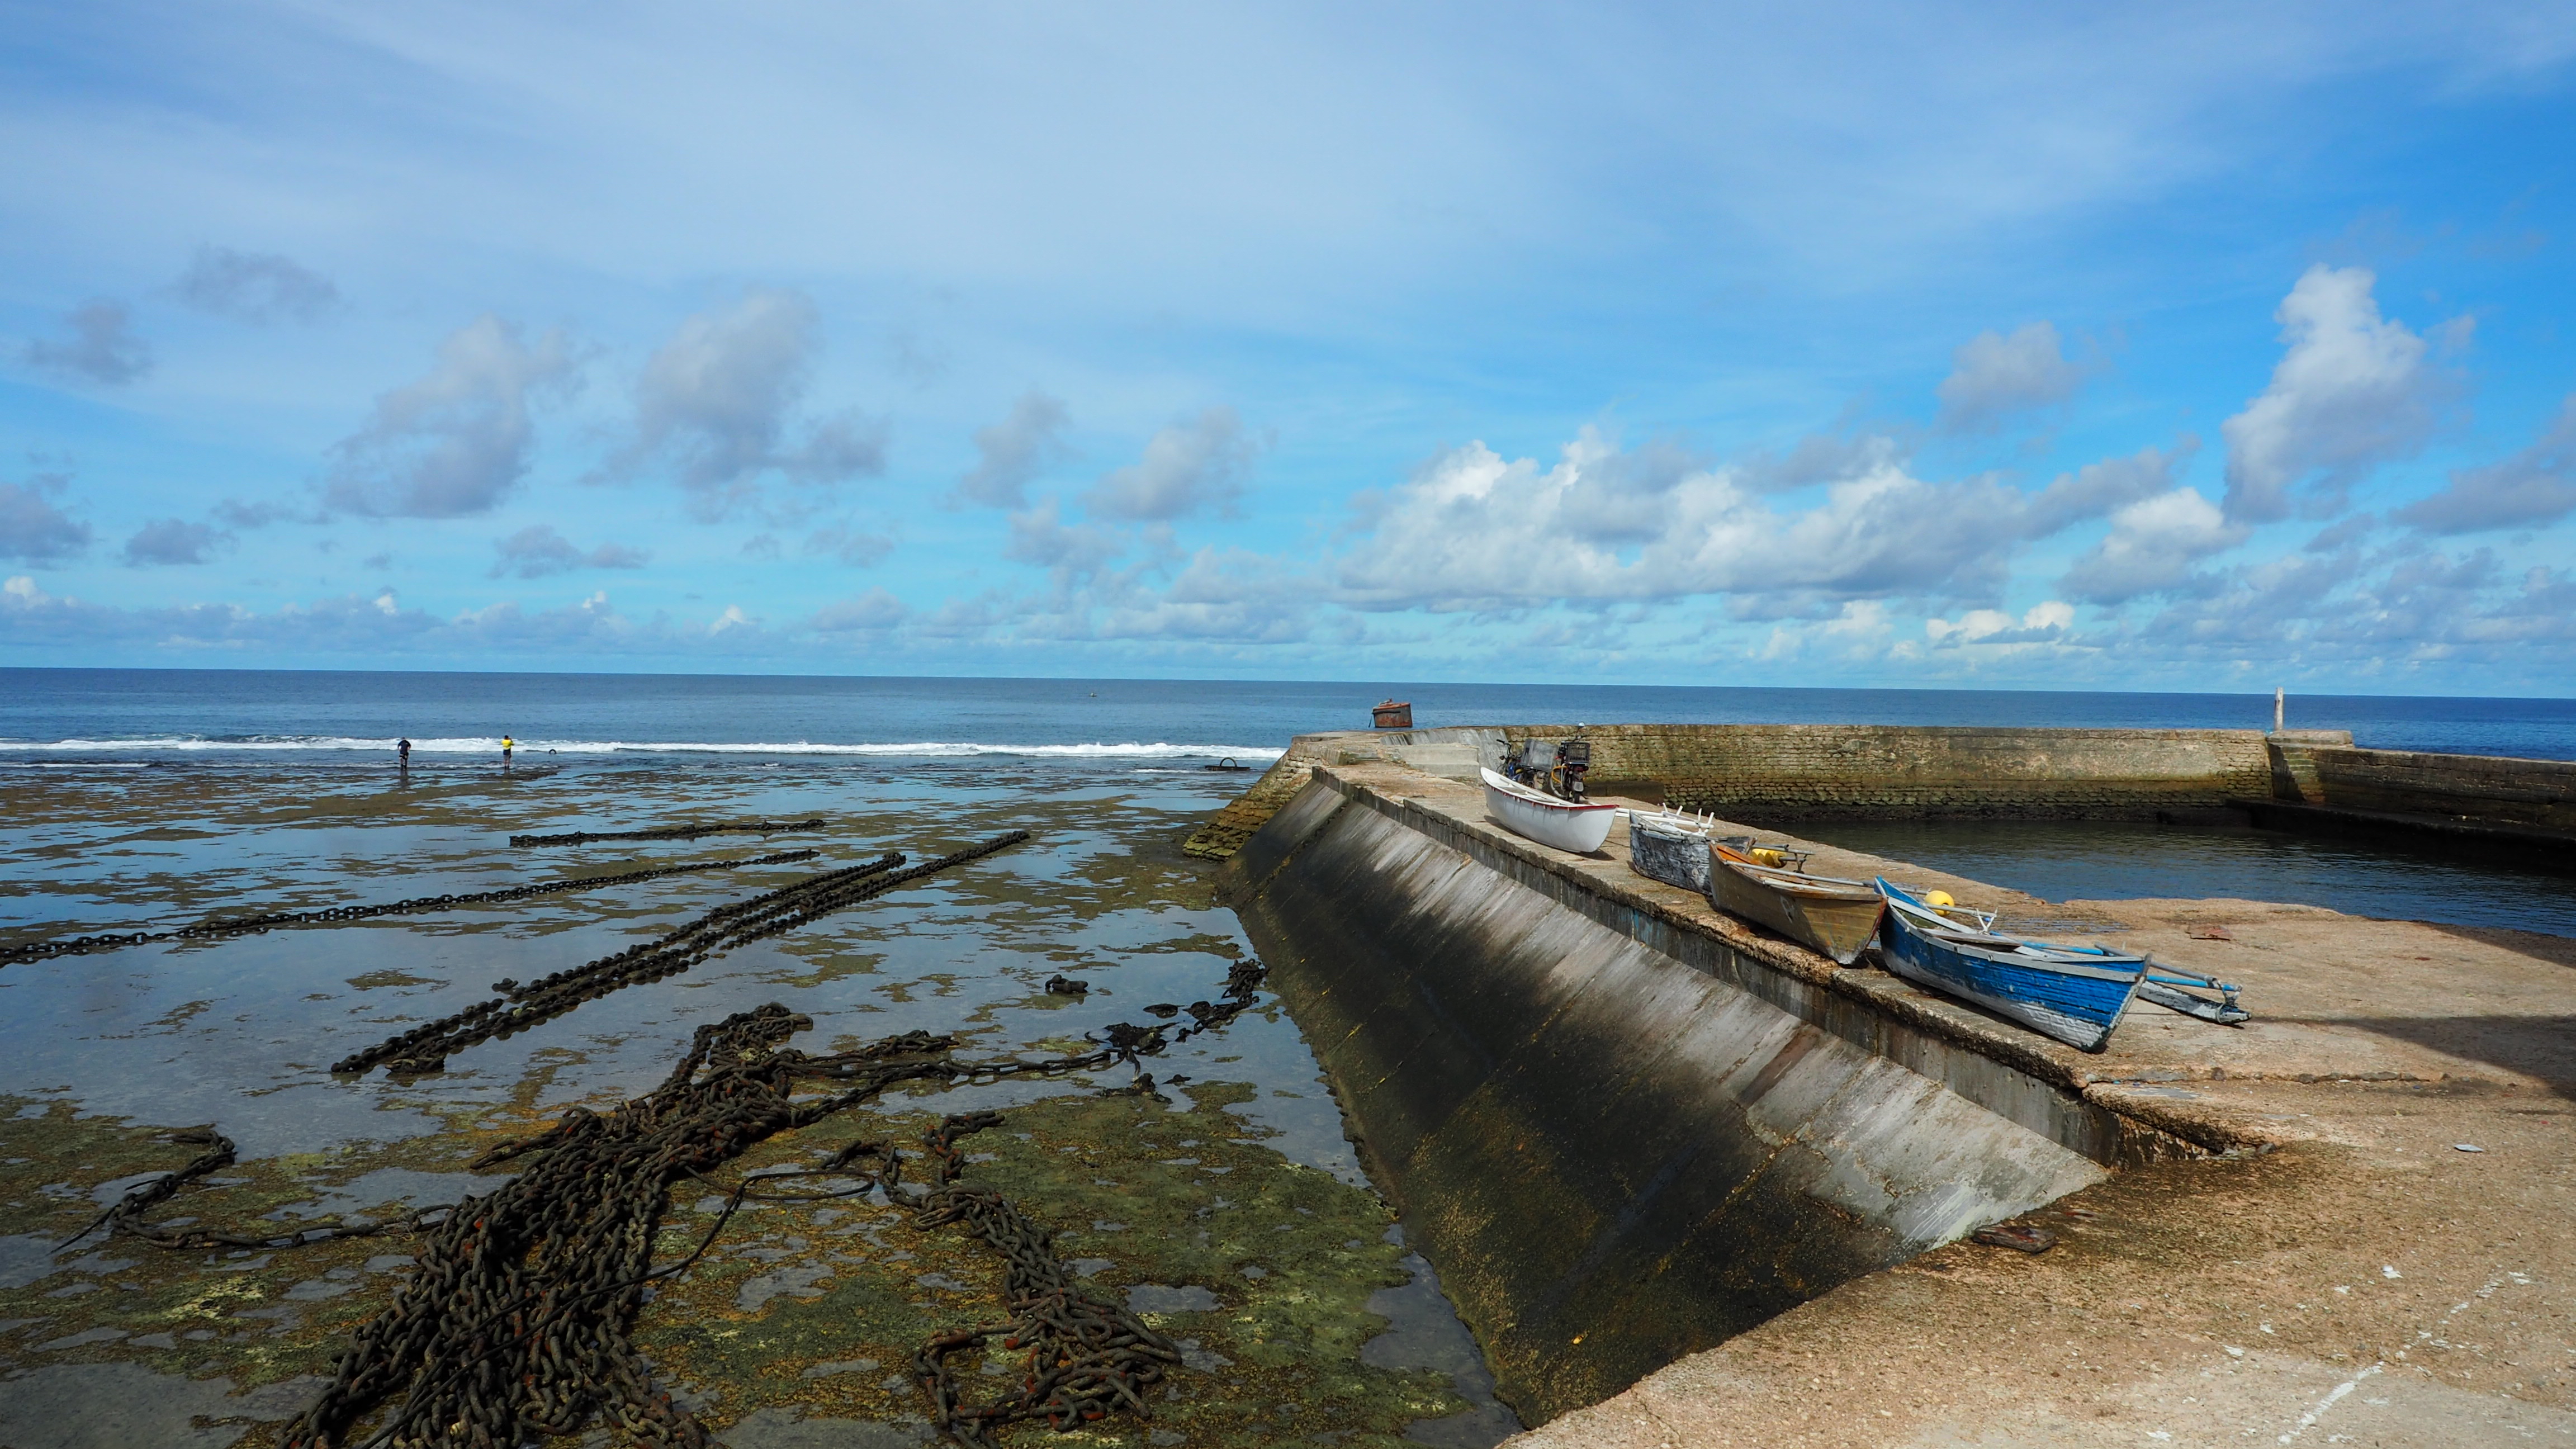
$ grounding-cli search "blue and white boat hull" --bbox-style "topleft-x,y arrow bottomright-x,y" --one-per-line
1873,878 -> 2146,1052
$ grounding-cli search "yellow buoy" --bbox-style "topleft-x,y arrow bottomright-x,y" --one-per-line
1924,889 -> 1957,909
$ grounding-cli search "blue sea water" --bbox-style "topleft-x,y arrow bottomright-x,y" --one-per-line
4,669 -> 2569,936
2,668 -> 2572,764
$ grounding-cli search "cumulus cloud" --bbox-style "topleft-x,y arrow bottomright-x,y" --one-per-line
613,288 -> 884,519
2060,488 -> 2247,603
122,518 -> 229,566
326,316 -> 576,518
1935,321 -> 2087,432
1737,431 -> 1904,494
1333,428 -> 2165,614
23,300 -> 151,385
0,473 -> 92,562
174,246 -> 341,324
487,524 -> 649,579
0,579 -> 790,660
214,498 -> 307,529
2221,266 -> 2450,523
809,588 -> 908,633
2392,395 -> 2576,535
2023,441 -> 2196,537
1925,599 -> 2078,648
1005,499 -> 1125,579
803,524 -> 894,567
956,390 -> 1071,509
1082,406 -> 1261,521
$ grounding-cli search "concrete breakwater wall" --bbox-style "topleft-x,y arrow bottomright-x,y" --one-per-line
1221,768 -> 2124,1420
1184,722 -> 2574,861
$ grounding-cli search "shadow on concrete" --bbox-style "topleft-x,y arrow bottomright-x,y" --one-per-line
2324,1014 -> 2576,1098
2412,920 -> 2576,970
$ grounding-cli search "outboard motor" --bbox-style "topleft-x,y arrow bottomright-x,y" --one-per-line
1553,738 -> 1592,801
1509,737 -> 1592,801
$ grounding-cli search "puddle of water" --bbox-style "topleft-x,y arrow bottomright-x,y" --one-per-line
0,756 -> 1506,1444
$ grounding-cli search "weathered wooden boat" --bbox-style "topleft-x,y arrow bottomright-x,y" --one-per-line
1621,809 -> 1721,893
1479,767 -> 1618,854
1873,878 -> 2151,1051
1705,841 -> 1884,965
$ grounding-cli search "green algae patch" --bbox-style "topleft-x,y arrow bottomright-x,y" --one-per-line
630,1082 -> 1466,1446
0,1095 -> 519,1412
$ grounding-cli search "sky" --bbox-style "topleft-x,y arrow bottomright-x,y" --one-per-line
4,2 -> 2576,692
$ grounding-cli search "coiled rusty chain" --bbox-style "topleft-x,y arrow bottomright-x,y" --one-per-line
0,849 -> 823,970
332,832 -> 1030,1077
510,818 -> 827,849
910,1112 -> 1183,1445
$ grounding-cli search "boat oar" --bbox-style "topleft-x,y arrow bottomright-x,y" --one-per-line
2135,962 -> 2250,1026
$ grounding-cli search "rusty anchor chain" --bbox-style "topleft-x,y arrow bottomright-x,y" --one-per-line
0,849 -> 824,970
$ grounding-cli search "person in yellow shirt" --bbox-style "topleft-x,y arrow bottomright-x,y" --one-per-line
501,735 -> 515,764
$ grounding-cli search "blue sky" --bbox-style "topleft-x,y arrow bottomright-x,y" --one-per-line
4,2 -> 2575,690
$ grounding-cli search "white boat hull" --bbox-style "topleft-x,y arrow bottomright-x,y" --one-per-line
1479,768 -> 1617,854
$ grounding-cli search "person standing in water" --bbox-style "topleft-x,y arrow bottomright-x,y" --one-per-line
397,737 -> 411,768
501,735 -> 514,765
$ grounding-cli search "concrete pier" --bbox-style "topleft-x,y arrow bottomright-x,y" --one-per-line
1217,747 -> 2576,1445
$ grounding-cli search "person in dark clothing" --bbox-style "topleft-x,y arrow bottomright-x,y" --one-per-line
397,737 -> 412,766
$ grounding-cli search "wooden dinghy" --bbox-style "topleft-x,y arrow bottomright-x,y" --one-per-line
1706,840 -> 1884,965
1873,878 -> 2147,1051
1621,808 -> 1724,893
1479,767 -> 1618,854
1873,879 -> 2250,1051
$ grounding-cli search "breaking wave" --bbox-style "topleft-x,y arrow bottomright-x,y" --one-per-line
0,736 -> 1284,761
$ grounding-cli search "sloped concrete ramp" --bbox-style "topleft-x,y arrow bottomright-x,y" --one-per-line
1225,776 -> 2105,1419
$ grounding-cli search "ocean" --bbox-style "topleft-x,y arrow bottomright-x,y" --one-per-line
4,668 -> 2573,767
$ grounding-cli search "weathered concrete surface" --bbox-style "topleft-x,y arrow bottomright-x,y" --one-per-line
1189,723 -> 2576,868
1504,1079 -> 2576,1448
1223,759 -> 2576,1445
1224,766 -> 2125,1419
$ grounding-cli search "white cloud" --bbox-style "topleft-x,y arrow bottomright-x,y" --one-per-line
23,300 -> 151,385
2392,394 -> 2576,535
1924,599 -> 2078,648
2023,442 -> 2196,537
2061,487 -> 2248,604
613,288 -> 884,519
1082,406 -> 1261,521
1935,321 -> 2086,432
488,524 -> 648,578
0,473 -> 93,562
1333,428 -> 2167,614
809,588 -> 908,633
174,246 -> 341,324
1004,499 -> 1125,580
803,524 -> 894,567
956,390 -> 1071,509
2221,266 -> 2450,523
123,518 -> 229,566
326,316 -> 576,518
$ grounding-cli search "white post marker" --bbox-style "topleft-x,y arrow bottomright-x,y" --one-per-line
2274,686 -> 2285,734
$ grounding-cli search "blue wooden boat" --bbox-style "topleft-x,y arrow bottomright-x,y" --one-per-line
1873,878 -> 2151,1052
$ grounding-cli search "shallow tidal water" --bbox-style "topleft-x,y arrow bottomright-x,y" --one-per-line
0,757 -> 1518,1447
1800,816 -> 2576,939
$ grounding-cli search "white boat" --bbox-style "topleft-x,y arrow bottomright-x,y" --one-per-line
1479,767 -> 1618,854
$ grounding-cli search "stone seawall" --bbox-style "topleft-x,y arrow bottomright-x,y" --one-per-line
1185,722 -> 2575,866
1537,723 -> 2276,821
1186,723 -> 2297,858
1221,766 -> 2143,1420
